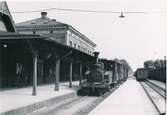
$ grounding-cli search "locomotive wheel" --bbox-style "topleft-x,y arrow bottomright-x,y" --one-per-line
97,89 -> 103,96
77,87 -> 92,96
95,88 -> 104,96
77,88 -> 87,96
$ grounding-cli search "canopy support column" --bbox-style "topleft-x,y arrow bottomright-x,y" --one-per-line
55,58 -> 60,91
79,63 -> 82,86
32,51 -> 38,96
69,59 -> 73,88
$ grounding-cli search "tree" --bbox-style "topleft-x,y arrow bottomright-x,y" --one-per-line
119,59 -> 133,74
154,59 -> 165,68
153,60 -> 161,69
144,60 -> 154,69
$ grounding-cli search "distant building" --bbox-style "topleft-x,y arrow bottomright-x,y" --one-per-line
16,12 -> 96,55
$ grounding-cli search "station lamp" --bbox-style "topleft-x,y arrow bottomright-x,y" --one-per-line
119,12 -> 125,18
3,44 -> 7,48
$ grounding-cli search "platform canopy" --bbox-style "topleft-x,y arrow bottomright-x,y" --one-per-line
0,32 -> 95,63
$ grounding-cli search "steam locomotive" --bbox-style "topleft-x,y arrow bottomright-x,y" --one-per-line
77,62 -> 110,96
77,54 -> 129,96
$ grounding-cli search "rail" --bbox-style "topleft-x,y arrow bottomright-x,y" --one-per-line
146,81 -> 166,99
140,82 -> 166,115
147,80 -> 166,92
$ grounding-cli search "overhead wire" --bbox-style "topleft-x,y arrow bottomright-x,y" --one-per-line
12,7 -> 167,14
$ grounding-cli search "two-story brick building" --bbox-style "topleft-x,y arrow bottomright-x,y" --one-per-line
16,12 -> 96,56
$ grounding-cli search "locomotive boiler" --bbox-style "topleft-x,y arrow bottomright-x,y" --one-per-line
77,52 -> 110,96
77,62 -> 110,96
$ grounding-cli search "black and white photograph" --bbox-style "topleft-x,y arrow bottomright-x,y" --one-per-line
0,0 -> 166,115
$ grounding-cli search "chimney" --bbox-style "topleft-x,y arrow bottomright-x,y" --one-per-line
93,52 -> 100,64
41,12 -> 47,19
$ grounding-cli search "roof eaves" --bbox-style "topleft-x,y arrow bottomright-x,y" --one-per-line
44,37 -> 94,58
16,24 -> 69,32
0,32 -> 43,39
68,25 -> 96,47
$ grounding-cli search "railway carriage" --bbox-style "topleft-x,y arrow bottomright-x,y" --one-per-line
135,68 -> 148,81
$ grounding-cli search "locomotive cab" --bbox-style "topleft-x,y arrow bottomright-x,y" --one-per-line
77,63 -> 110,96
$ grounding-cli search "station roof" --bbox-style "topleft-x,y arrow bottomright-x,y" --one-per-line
0,32 -> 41,39
16,16 -> 65,27
16,12 -> 96,47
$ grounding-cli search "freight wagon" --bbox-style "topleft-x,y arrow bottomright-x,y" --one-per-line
135,68 -> 148,81
100,59 -> 115,88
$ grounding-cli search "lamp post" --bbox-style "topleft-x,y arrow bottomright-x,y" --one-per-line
164,56 -> 166,74
164,56 -> 166,66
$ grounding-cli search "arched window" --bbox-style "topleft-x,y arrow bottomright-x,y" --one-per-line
74,43 -> 76,48
50,30 -> 53,34
69,41 -> 72,47
33,30 -> 36,34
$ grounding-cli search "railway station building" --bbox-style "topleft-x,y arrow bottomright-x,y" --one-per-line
16,12 -> 96,56
0,1 -> 96,95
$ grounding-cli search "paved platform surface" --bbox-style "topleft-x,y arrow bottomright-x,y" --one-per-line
0,81 -> 79,114
89,79 -> 159,115
148,80 -> 166,90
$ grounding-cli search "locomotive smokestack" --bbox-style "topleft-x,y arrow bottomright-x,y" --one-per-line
93,52 -> 100,64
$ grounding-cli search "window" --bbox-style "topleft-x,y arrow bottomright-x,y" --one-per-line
69,41 -> 72,47
76,36 -> 79,39
74,43 -> 76,48
71,33 -> 75,37
33,30 -> 36,34
50,30 -> 53,34
78,45 -> 80,50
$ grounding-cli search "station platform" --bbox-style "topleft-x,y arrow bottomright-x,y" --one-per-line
0,81 -> 79,115
88,79 -> 159,115
148,80 -> 166,90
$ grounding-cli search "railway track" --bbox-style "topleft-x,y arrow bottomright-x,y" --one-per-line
29,95 -> 101,115
146,81 -> 166,99
148,81 -> 166,92
29,84 -> 121,115
141,82 -> 166,115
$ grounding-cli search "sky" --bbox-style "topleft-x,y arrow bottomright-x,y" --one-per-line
2,0 -> 167,70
